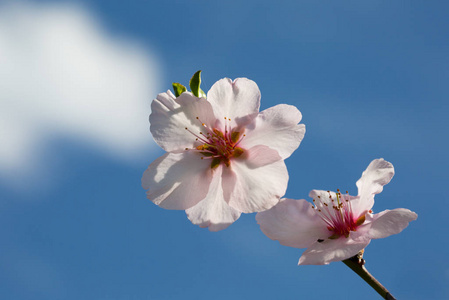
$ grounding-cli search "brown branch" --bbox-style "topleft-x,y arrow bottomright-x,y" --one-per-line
342,251 -> 397,300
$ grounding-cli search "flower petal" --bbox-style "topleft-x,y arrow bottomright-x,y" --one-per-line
353,158 -> 395,214
222,154 -> 288,213
366,208 -> 418,239
241,104 -> 305,159
298,233 -> 371,265
256,199 -> 329,248
207,78 -> 260,127
186,165 -> 241,231
244,145 -> 282,168
150,91 -> 216,152
141,152 -> 213,210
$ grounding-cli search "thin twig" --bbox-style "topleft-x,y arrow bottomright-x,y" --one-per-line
342,251 -> 396,300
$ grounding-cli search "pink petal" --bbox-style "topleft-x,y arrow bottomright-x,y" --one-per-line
154,90 -> 179,110
141,152 -> 213,210
366,208 -> 418,239
206,78 -> 260,128
298,233 -> 371,265
241,104 -> 305,159
353,159 -> 395,214
256,199 -> 329,248
150,91 -> 216,152
244,145 -> 282,168
222,155 -> 288,213
186,165 -> 241,232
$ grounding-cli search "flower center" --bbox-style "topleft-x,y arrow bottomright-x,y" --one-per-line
312,189 -> 365,239
185,117 -> 246,169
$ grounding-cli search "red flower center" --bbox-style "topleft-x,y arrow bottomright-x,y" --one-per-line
185,117 -> 246,168
312,190 -> 366,239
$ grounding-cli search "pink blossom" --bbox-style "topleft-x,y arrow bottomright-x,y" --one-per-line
142,78 -> 305,231
256,159 -> 417,265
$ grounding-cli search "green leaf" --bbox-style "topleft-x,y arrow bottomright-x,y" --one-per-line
172,82 -> 187,97
189,70 -> 206,98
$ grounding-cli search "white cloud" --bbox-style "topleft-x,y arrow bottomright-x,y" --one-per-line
0,2 -> 161,183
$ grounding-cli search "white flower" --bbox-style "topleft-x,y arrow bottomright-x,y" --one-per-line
256,159 -> 417,265
142,78 -> 305,231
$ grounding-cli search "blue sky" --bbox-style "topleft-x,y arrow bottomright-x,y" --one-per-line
1,1 -> 448,299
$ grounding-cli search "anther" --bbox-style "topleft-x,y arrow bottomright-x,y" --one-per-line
233,147 -> 244,158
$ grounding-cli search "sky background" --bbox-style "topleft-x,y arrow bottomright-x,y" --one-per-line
1,1 -> 448,299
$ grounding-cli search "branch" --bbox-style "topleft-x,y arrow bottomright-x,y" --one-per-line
342,251 -> 396,300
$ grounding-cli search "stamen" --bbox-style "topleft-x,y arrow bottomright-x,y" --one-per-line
183,116 -> 247,169
313,189 -> 365,240
234,134 -> 246,147
185,127 -> 209,144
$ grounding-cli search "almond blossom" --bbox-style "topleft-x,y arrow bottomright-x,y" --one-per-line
256,159 -> 417,265
142,77 -> 305,231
